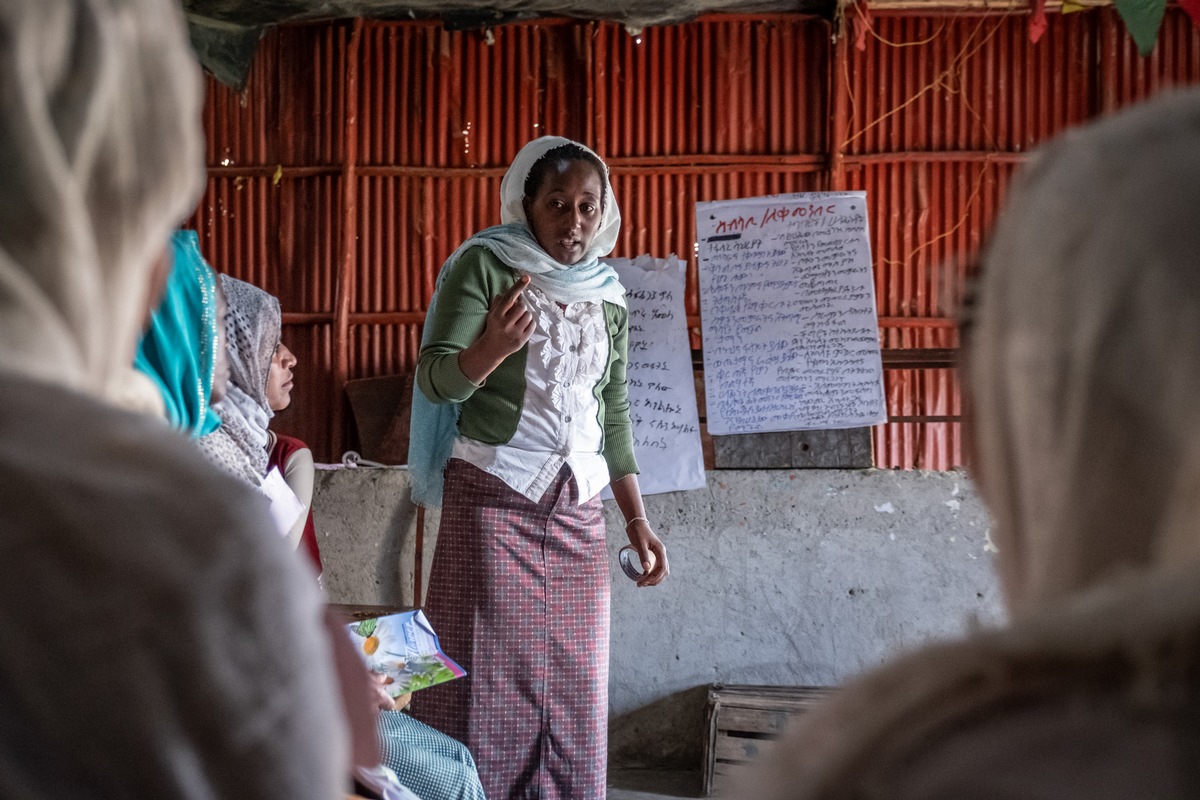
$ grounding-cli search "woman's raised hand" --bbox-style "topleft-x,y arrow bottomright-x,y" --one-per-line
457,274 -> 535,385
480,274 -> 535,358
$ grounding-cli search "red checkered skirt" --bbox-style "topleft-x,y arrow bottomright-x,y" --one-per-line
411,458 -> 610,800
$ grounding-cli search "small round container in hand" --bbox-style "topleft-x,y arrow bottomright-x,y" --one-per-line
619,545 -> 655,581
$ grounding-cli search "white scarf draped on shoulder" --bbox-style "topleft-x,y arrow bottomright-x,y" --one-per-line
409,136 -> 625,507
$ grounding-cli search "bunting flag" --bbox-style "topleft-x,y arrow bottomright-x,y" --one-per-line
1113,0 -> 1168,56
1029,0 -> 1049,43
853,0 -> 873,52
1181,0 -> 1200,28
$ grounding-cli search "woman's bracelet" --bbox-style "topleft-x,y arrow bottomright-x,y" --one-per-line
625,516 -> 650,531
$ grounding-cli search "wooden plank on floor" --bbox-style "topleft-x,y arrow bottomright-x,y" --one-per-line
715,706 -> 794,735
710,694 -> 829,713
703,686 -> 835,796
715,735 -> 778,762
712,763 -> 751,796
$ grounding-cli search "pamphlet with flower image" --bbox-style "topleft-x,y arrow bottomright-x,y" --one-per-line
346,609 -> 466,698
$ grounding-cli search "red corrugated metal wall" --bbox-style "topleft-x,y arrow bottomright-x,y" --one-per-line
193,8 -> 1200,468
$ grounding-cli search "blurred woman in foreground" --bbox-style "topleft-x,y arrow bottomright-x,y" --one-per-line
745,89 -> 1200,799
0,2 -> 346,797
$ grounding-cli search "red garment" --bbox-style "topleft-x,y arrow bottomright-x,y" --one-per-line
268,433 -> 324,574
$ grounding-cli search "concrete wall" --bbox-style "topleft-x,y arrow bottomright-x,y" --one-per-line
313,467 -> 1001,770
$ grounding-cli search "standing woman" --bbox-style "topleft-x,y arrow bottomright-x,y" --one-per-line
408,136 -> 669,799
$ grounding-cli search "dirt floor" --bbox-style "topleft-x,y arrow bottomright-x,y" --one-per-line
607,768 -> 702,799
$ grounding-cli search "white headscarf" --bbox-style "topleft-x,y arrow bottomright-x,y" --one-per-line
437,136 -> 627,308
409,136 -> 627,506
0,0 -> 204,398
499,135 -> 622,263
202,274 -> 281,483
740,88 -> 1200,800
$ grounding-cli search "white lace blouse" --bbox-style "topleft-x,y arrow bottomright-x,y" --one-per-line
450,284 -> 612,503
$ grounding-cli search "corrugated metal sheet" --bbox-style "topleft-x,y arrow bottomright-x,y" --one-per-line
842,9 -> 1135,469
193,22 -> 348,456
845,158 -> 1015,468
845,11 -> 1095,154
594,19 -> 829,157
194,10 -> 1200,467
356,23 -> 580,168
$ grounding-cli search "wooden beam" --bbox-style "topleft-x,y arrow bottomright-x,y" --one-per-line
331,18 -> 363,457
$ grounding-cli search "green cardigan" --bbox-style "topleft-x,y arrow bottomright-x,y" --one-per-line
417,246 -> 639,481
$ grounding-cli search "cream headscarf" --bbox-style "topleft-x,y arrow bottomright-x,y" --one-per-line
0,0 -> 204,399
477,135 -> 626,307
969,87 -> 1200,620
739,89 -> 1200,800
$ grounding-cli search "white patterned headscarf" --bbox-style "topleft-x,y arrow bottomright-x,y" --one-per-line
0,0 -> 204,397
199,276 -> 281,485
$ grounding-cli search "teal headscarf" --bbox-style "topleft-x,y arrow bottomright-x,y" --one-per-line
134,230 -> 222,437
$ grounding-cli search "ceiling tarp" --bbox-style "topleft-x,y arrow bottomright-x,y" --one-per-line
185,0 -> 827,28
183,0 -> 832,88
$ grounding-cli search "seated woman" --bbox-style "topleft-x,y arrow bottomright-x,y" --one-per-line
215,273 -> 485,800
136,249 -> 385,783
0,3 -> 347,796
744,90 -> 1200,799
199,274 -> 320,563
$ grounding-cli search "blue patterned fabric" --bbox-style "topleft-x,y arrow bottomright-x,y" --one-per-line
377,711 -> 485,800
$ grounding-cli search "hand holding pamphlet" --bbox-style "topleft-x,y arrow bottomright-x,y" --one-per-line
346,609 -> 465,698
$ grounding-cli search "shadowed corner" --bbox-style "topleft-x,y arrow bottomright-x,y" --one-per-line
608,685 -> 708,797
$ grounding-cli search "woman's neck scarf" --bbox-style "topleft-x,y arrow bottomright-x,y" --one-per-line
0,0 -> 203,400
133,231 -> 222,437
409,136 -> 625,507
200,275 -> 281,485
